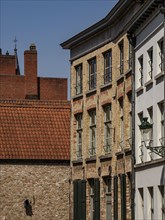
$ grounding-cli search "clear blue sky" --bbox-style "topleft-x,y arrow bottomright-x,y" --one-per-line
0,0 -> 118,98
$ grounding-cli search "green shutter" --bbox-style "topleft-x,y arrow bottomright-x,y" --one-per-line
73,180 -> 78,220
81,180 -> 86,220
114,176 -> 118,220
94,178 -> 100,220
121,174 -> 126,220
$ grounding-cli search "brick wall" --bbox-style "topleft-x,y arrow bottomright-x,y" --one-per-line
70,34 -> 132,220
0,55 -> 16,75
0,162 -> 70,220
0,45 -> 68,101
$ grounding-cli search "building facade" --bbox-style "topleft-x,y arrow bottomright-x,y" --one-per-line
0,45 -> 71,220
61,1 -> 143,219
128,0 -> 165,219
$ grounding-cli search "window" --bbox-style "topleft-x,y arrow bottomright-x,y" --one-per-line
138,56 -> 143,86
147,107 -> 153,159
158,39 -> 164,72
138,112 -> 144,162
76,114 -> 82,159
158,185 -> 165,220
128,43 -> 132,69
119,41 -> 124,75
89,110 -> 96,156
104,105 -> 112,154
89,179 -> 100,220
120,174 -> 126,220
103,177 -> 112,220
119,99 -> 124,149
73,180 -> 86,220
76,65 -> 82,94
104,50 -> 112,84
138,188 -> 144,219
113,176 -> 118,220
148,107 -> 153,141
89,58 -> 97,90
159,102 -> 164,146
148,48 -> 153,79
148,187 -> 154,220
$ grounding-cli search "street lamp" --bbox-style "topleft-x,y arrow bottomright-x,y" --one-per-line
139,117 -> 165,157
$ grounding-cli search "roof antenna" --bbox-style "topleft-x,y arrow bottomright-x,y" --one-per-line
13,36 -> 20,75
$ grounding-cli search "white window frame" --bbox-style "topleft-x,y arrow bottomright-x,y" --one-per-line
89,110 -> 96,156
104,51 -> 112,84
76,65 -> 82,95
76,114 -> 82,159
104,105 -> 112,154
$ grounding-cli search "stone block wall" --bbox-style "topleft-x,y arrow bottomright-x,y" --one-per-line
0,162 -> 70,220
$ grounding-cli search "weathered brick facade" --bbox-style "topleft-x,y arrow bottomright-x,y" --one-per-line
0,44 -> 67,100
61,1 -> 142,219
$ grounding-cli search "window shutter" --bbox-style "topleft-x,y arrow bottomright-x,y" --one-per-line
73,180 -> 78,220
94,178 -> 100,220
80,180 -> 86,220
114,176 -> 118,220
121,174 -> 126,220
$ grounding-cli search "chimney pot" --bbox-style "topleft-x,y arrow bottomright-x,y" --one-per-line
29,43 -> 36,51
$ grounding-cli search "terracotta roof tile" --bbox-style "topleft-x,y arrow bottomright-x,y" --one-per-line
0,100 -> 70,160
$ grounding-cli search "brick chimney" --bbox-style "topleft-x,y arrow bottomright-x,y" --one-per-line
24,43 -> 38,99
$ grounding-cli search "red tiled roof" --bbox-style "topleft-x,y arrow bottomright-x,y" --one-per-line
0,100 -> 70,160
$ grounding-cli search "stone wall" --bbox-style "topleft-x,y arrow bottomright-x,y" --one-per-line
0,162 -> 70,220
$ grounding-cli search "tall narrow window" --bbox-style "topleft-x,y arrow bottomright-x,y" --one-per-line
159,102 -> 164,146
76,114 -> 82,159
148,107 -> 153,142
76,64 -> 82,94
138,188 -> 144,219
128,43 -> 132,69
158,185 -> 165,220
89,179 -> 100,220
120,174 -> 126,220
89,110 -> 96,156
104,50 -> 112,84
119,99 -> 124,149
158,39 -> 164,72
104,105 -> 112,154
148,48 -> 153,79
89,58 -> 97,90
103,177 -> 112,220
138,56 -> 143,86
138,112 -> 144,162
119,41 -> 124,75
148,187 -> 154,220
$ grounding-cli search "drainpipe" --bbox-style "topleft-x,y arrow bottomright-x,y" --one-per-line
160,1 -> 165,219
127,32 -> 136,220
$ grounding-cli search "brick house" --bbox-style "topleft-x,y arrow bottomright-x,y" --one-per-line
61,1 -> 143,220
0,45 -> 70,220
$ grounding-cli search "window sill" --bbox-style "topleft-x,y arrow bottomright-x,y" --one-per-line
154,71 -> 164,80
144,79 -> 153,87
99,154 -> 112,162
100,82 -> 112,91
72,159 -> 83,166
116,73 -> 124,84
125,68 -> 132,78
136,86 -> 143,94
85,156 -> 96,163
86,88 -> 96,97
72,93 -> 83,101
124,148 -> 132,156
